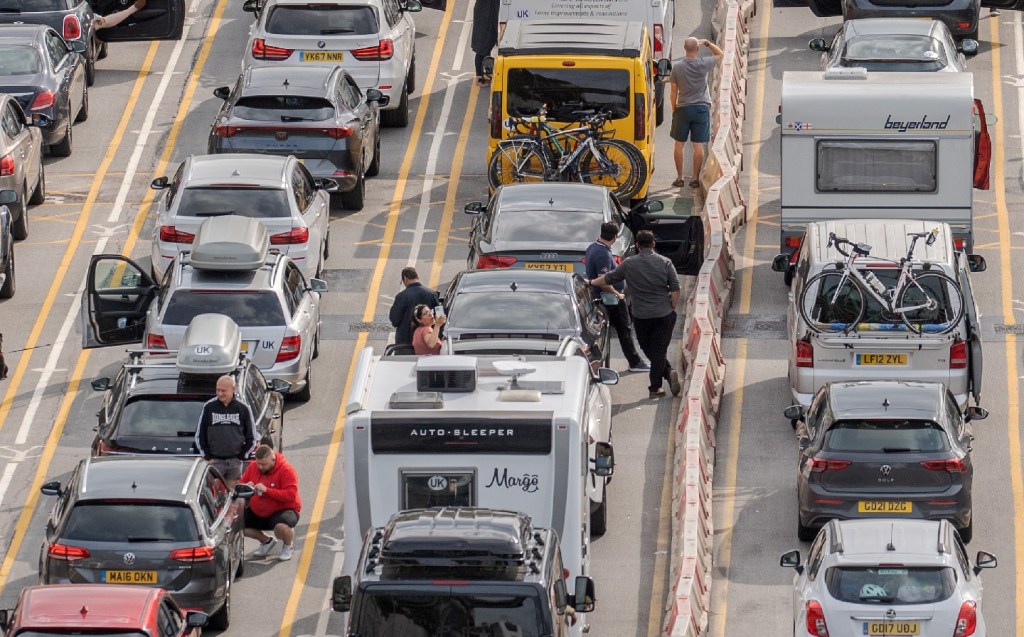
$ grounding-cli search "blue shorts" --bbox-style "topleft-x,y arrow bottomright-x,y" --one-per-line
670,104 -> 711,143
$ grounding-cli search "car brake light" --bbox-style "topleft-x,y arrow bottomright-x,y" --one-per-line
252,38 -> 293,61
921,459 -> 967,473
146,333 -> 168,349
270,227 -> 309,245
953,600 -> 977,637
950,341 -> 968,369
805,600 -> 829,636
30,90 -> 56,110
276,335 -> 301,363
0,154 -> 13,177
49,543 -> 90,561
785,235 -> 803,248
351,38 -> 394,60
809,458 -> 850,472
954,237 -> 965,250
324,127 -> 353,139
159,226 -> 195,243
169,546 -> 215,562
476,255 -> 517,269
97,439 -> 115,456
613,255 -> 623,265
956,21 -> 971,30
796,339 -> 813,368
490,91 -> 503,139
634,93 -> 645,140
653,24 -> 664,55
63,14 -> 81,40
213,124 -> 239,138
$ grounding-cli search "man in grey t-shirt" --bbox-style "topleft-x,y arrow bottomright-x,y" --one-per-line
669,37 -> 723,189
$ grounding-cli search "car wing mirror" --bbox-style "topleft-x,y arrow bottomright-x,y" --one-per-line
482,56 -> 495,76
314,177 -> 340,192
633,198 -> 664,214
332,575 -> 353,612
771,254 -> 792,273
308,278 -> 328,293
808,38 -> 828,52
40,480 -> 62,496
654,58 -> 672,80
974,550 -> 997,574
213,86 -> 231,100
964,406 -> 988,422
90,377 -> 111,391
69,39 -> 87,54
365,88 -> 389,107
464,201 -> 485,215
403,0 -> 423,10
597,367 -> 619,385
242,0 -> 259,12
783,404 -> 804,421
269,378 -> 291,393
29,113 -> 51,128
572,576 -> 596,613
185,611 -> 208,628
780,549 -> 804,573
150,176 -> 169,190
0,189 -> 17,206
966,254 -> 986,272
959,38 -> 979,56
593,441 -> 615,477
233,483 -> 256,499
797,435 -> 811,451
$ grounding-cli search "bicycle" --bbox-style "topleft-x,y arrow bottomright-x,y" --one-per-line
798,229 -> 965,335
487,109 -> 647,200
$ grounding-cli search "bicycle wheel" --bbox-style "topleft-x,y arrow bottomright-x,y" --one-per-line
597,138 -> 648,198
488,138 -> 549,190
798,270 -> 866,333
895,271 -> 965,335
577,139 -> 644,200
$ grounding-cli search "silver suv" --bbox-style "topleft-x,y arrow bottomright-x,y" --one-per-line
780,519 -> 996,637
80,215 -> 327,402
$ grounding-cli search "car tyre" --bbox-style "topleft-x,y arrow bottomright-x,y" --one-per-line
235,537 -> 245,578
28,162 -> 45,206
97,39 -> 108,60
208,569 -> 232,630
85,54 -> 96,87
590,487 -> 608,537
292,368 -> 312,403
783,265 -> 795,287
959,518 -> 973,544
0,242 -> 15,299
312,328 -> 320,360
380,82 -> 410,128
407,55 -> 416,95
366,133 -> 381,177
51,120 -> 73,157
10,184 -> 28,240
323,229 -> 330,260
797,514 -> 816,542
76,87 -> 89,123
340,167 -> 365,211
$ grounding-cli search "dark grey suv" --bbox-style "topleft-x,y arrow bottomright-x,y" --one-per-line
39,456 -> 254,630
786,380 -> 986,543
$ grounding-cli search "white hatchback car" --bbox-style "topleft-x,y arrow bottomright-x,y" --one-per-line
780,519 -> 996,637
241,0 -> 421,127
149,153 -> 331,282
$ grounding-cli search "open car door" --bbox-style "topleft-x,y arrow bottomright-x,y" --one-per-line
417,0 -> 447,11
973,99 -> 991,191
89,0 -> 186,42
958,255 -> 983,405
80,255 -> 156,348
629,203 -> 705,275
981,0 -> 1024,9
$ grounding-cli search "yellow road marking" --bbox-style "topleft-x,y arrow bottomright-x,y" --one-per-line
0,41 -> 162,589
987,17 -> 1024,635
277,7 -> 457,635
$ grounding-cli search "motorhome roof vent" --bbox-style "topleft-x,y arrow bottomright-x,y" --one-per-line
823,67 -> 868,80
175,314 -> 243,375
188,216 -> 269,271
492,360 -> 562,400
415,356 -> 477,393
388,391 -> 444,409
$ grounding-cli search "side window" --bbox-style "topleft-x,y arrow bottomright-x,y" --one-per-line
104,368 -> 127,423
347,77 -> 364,103
44,34 -> 63,68
198,478 -> 216,527
944,391 -> 963,440
4,102 -> 24,137
207,471 -> 230,514
384,0 -> 400,27
290,168 -> 308,211
336,80 -> 356,110
245,369 -> 268,419
806,530 -> 826,580
297,162 -> 317,203
166,163 -> 185,208
158,599 -> 183,637
286,262 -> 306,310
953,531 -> 971,581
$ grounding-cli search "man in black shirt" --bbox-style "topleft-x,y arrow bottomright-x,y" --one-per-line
388,267 -> 439,346
195,375 -> 258,488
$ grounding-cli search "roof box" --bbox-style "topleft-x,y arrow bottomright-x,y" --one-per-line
189,216 -> 268,271
379,508 -> 531,568
415,355 -> 477,393
176,314 -> 243,375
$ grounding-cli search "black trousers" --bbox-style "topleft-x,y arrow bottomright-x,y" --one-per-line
602,301 -> 642,367
474,53 -> 486,77
632,312 -> 676,391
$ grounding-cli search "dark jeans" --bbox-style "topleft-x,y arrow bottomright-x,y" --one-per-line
474,53 -> 486,77
632,312 -> 676,391
602,301 -> 642,367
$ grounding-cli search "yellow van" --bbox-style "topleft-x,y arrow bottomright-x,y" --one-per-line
485,19 -> 670,201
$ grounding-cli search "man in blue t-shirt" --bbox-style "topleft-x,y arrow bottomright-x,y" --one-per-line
585,222 -> 649,372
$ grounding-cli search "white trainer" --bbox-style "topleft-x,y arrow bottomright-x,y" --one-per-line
253,538 -> 278,558
278,544 -> 294,561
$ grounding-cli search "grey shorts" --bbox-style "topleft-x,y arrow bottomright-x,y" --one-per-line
208,458 -> 243,481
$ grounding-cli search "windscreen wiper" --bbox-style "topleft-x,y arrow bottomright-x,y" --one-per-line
320,28 -> 354,34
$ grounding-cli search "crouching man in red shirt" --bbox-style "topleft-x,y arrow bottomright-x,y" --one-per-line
241,445 -> 302,562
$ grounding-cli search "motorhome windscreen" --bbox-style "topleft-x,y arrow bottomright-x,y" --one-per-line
506,68 -> 631,120
816,140 -> 937,192
353,589 -> 545,637
370,417 -> 553,454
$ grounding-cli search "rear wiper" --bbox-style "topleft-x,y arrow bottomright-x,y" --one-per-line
281,115 -> 313,122
127,536 -> 174,542
882,447 -> 914,453
176,431 -> 195,437
193,210 -> 235,217
859,594 -> 895,603
320,28 -> 354,34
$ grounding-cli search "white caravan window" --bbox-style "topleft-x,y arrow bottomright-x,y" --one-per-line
816,140 -> 937,193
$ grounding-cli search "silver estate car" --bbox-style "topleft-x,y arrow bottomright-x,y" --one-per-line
780,519 -> 996,637
0,93 -> 46,240
80,215 -> 327,402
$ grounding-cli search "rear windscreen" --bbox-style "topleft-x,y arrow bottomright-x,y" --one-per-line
817,140 -> 937,193
506,68 -> 631,120
354,591 -> 544,636
843,35 -> 949,72
265,5 -> 378,35
1,0 -> 72,11
0,46 -> 41,75
119,397 -> 205,438
232,96 -> 335,122
823,420 -> 949,453
807,268 -> 961,325
825,566 -> 956,604
450,293 -> 574,331
176,187 -> 292,218
63,501 -> 199,542
493,208 -> 603,243
163,291 -> 285,327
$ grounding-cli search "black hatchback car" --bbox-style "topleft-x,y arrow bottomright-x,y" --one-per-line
208,65 -> 387,211
39,456 -> 255,630
786,380 -> 987,543
440,268 -> 611,368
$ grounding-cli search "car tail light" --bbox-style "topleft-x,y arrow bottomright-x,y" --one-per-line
796,339 -> 813,368
169,546 -> 215,562
921,459 -> 967,473
950,341 -> 968,369
653,24 -> 665,55
251,38 -> 293,61
351,38 -> 394,60
953,600 -> 977,637
490,91 -> 503,139
146,333 -> 168,349
324,127 -> 353,139
159,226 -> 195,243
476,255 -> 517,269
63,14 -> 81,40
49,543 -> 90,561
30,90 -> 56,110
785,235 -> 803,248
809,458 -> 850,472
270,227 -> 309,245
276,335 -> 301,363
213,124 -> 240,138
954,237 -> 965,250
634,93 -> 645,140
956,21 -> 971,31
613,255 -> 623,265
0,154 -> 13,177
805,600 -> 829,636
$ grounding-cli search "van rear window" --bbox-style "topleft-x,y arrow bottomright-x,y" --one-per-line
265,5 -> 378,36
816,140 -> 937,192
506,68 -> 630,121
806,268 -> 961,326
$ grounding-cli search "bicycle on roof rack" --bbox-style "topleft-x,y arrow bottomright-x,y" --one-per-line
798,228 -> 965,335
487,106 -> 647,200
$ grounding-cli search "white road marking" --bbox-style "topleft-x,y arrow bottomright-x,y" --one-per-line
0,462 -> 19,517
311,530 -> 346,636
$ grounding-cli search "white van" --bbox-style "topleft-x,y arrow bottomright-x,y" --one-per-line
775,220 -> 985,412
341,350 -> 618,635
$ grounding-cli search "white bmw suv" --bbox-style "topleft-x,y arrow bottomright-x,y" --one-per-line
242,0 -> 421,127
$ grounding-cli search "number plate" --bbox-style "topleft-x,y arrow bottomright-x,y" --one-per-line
864,622 -> 920,636
855,353 -> 908,366
239,341 -> 258,354
104,570 -> 158,584
858,500 -> 912,513
300,51 -> 344,62
524,262 -> 573,272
